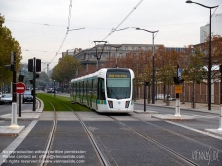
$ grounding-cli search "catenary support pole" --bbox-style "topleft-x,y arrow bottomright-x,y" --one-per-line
144,83 -> 146,112
219,65 -> 222,130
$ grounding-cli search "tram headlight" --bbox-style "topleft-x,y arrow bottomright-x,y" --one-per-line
125,101 -> 130,108
108,100 -> 113,108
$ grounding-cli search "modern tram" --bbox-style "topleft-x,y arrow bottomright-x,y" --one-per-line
70,68 -> 135,113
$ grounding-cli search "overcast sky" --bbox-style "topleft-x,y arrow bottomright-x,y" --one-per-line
1,0 -> 222,71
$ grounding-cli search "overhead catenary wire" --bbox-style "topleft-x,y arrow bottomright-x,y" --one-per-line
47,0 -> 73,68
102,0 -> 144,41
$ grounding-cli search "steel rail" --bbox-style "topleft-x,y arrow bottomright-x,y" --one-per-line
38,100 -> 57,166
64,104 -> 110,166
109,116 -> 199,166
132,116 -> 222,153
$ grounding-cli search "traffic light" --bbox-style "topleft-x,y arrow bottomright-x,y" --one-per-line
30,79 -> 33,84
28,59 -> 33,72
4,64 -> 14,71
19,75 -> 24,82
144,81 -> 150,86
173,77 -> 184,84
31,89 -> 34,96
36,73 -> 40,78
36,59 -> 41,72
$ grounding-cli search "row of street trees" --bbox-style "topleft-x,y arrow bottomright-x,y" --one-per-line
0,14 -> 22,92
51,55 -> 81,92
67,35 -> 221,104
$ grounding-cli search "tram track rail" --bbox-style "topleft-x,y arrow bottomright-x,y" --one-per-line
64,104 -> 110,166
34,97 -> 220,166
109,115 -> 200,166
131,116 -> 222,153
38,100 -> 57,166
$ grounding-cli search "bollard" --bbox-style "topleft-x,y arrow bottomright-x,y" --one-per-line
174,93 -> 181,117
9,102 -> 20,129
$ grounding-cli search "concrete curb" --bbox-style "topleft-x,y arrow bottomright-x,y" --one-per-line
135,101 -> 220,115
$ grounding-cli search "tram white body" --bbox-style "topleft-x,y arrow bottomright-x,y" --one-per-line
70,68 -> 134,113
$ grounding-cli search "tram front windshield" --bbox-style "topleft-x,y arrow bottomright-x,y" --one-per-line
106,70 -> 131,99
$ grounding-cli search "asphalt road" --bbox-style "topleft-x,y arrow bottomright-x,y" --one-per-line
134,104 -> 220,133
0,101 -> 33,116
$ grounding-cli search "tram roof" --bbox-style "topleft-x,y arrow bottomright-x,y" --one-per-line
70,68 -> 134,82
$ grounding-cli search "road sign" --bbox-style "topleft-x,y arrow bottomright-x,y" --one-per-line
16,82 -> 26,94
175,85 -> 182,94
178,68 -> 182,77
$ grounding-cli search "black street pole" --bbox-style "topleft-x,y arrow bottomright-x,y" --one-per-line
185,1 -> 219,110
144,82 -> 146,112
33,57 -> 36,111
116,48 -> 118,68
152,33 -> 155,104
208,8 -> 212,111
135,28 -> 158,104
12,52 -> 17,103
19,70 -> 21,117
54,80 -> 55,97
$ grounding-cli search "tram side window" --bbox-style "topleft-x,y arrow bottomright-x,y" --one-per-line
88,79 -> 92,96
77,82 -> 79,96
84,80 -> 87,96
73,83 -> 76,95
98,78 -> 105,100
80,81 -> 83,96
92,78 -> 98,98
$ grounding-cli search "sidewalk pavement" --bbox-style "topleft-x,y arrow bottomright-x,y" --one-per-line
0,99 -> 221,136
134,99 -> 222,135
0,98 -> 44,136
134,99 -> 221,115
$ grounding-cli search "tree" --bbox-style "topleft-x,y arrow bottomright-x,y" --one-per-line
108,50 -> 153,99
183,49 -> 207,108
51,55 -> 81,92
195,35 -> 222,82
0,14 -> 22,91
155,46 -> 183,101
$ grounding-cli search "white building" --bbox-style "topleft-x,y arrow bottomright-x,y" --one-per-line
200,24 -> 209,43
200,13 -> 222,43
212,13 -> 222,36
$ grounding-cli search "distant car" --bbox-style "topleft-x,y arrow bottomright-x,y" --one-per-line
0,92 -> 2,98
0,93 -> 12,105
22,90 -> 33,103
47,89 -> 56,93
155,94 -> 176,101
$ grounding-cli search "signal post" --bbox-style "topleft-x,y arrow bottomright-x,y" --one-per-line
28,58 -> 41,111
219,65 -> 222,130
173,65 -> 184,117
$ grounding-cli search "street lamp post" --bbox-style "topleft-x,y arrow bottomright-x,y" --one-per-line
54,80 -> 55,97
186,0 -> 219,110
135,28 -> 159,104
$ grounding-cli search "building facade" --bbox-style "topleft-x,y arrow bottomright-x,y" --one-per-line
200,13 -> 222,43
72,44 -> 163,68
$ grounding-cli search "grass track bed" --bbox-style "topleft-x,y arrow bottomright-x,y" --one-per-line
37,93 -> 92,112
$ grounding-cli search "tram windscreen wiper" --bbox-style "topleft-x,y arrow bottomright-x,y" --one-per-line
110,89 -> 119,100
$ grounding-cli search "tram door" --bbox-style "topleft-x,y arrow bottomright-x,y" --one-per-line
98,78 -> 105,101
